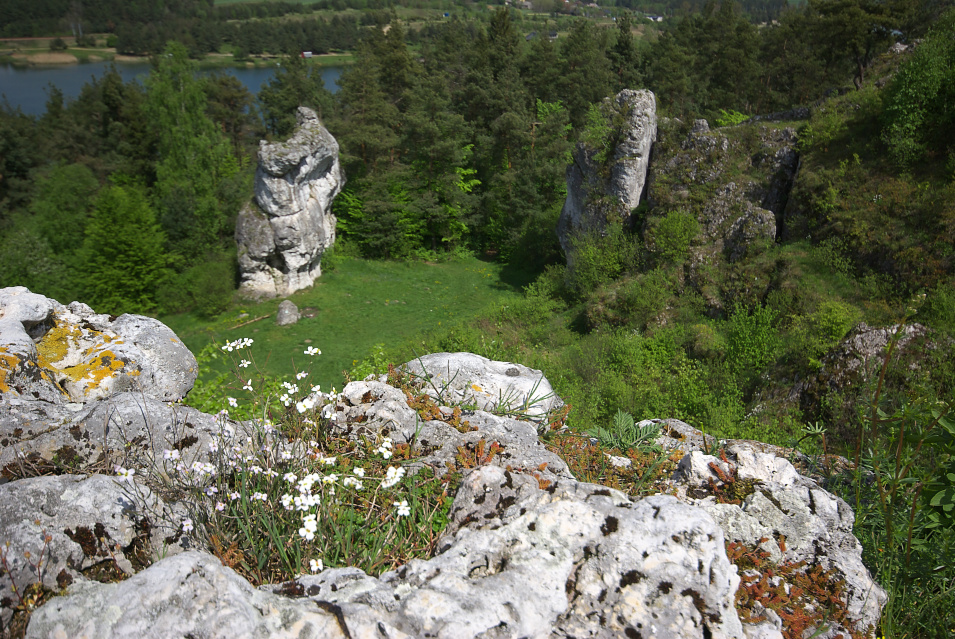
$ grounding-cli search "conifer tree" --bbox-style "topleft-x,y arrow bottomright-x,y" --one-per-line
79,182 -> 169,314
147,41 -> 240,263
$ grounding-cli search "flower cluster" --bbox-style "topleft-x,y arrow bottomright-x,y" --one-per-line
222,338 -> 254,352
381,465 -> 406,489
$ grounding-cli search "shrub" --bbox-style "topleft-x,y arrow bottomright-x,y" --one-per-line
586,268 -> 675,331
726,302 -> 780,383
882,9 -> 955,167
714,109 -> 749,127
644,209 -> 698,264
788,299 -> 861,370
156,252 -> 236,317
565,224 -> 639,300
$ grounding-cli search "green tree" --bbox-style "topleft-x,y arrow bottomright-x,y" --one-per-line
30,163 -> 98,255
608,13 -> 643,93
882,7 -> 955,166
79,182 -> 169,313
401,75 -> 478,252
335,43 -> 400,177
146,41 -> 241,262
560,20 -> 613,126
810,0 -> 894,89
258,53 -> 334,137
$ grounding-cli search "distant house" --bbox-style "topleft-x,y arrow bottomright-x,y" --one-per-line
526,31 -> 538,41
301,51 -> 313,58
549,31 -> 558,40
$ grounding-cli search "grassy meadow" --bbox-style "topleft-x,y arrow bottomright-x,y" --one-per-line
160,254 -> 533,393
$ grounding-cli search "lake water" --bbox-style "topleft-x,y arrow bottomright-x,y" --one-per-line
0,60 -> 342,117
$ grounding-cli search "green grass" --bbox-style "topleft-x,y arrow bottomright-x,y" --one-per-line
161,254 -> 530,392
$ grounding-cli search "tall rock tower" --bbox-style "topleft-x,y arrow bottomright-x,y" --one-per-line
235,107 -> 345,299
557,89 -> 656,263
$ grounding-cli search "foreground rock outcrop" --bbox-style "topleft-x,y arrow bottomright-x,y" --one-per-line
235,107 -> 345,299
1,289 -> 885,638
558,89 -> 657,261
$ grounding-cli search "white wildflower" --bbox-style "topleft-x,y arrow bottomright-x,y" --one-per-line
115,466 -> 135,482
299,514 -> 318,541
381,466 -> 405,489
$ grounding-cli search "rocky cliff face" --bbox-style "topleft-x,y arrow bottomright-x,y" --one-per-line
643,118 -> 800,312
558,89 -> 657,261
235,107 -> 345,300
0,289 -> 885,639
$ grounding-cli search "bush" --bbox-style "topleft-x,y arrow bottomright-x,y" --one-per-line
565,224 -> 639,300
882,9 -> 955,167
726,302 -> 780,383
644,209 -> 698,264
157,252 -> 236,317
714,109 -> 749,127
788,299 -> 861,370
586,268 -> 675,331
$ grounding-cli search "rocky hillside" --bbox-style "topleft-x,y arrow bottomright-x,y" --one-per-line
1,287 -> 885,638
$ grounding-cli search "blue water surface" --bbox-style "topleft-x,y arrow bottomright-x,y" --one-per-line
0,60 -> 342,117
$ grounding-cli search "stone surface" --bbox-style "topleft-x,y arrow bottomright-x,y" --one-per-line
558,89 -> 657,260
644,120 -> 799,313
789,321 -> 929,412
670,440 -> 887,636
236,107 -> 345,299
0,329 -> 885,638
0,474 -> 174,628
275,300 -> 300,326
333,380 -> 572,483
0,287 -> 197,403
25,551 -> 387,639
391,352 -> 564,419
0,391 -> 247,483
33,469 -> 743,639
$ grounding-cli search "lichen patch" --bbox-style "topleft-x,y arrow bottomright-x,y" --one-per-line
33,316 -> 140,397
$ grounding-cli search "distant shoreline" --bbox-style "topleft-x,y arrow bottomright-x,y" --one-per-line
0,49 -> 353,69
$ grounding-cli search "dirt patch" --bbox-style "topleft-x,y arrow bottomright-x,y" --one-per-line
25,52 -> 78,65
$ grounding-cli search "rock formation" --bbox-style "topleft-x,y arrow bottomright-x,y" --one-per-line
558,89 -> 657,260
235,107 -> 345,300
0,290 -> 886,638
643,117 -> 800,313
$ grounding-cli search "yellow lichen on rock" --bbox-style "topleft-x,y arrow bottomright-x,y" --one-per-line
34,317 -> 140,399
0,348 -> 19,394
58,350 -> 127,385
35,322 -> 83,366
